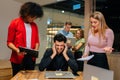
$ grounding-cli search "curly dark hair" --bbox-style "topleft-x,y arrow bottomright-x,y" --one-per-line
19,2 -> 43,18
54,34 -> 67,43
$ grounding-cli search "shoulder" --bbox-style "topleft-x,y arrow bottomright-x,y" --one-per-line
69,31 -> 73,35
106,28 -> 113,32
45,48 -> 53,54
57,30 -> 63,33
67,32 -> 73,38
9,17 -> 23,28
46,48 -> 52,52
10,17 -> 21,23
67,50 -> 73,56
77,38 -> 85,44
30,22 -> 38,30
106,28 -> 114,34
31,22 -> 37,26
81,38 -> 85,42
81,38 -> 85,40
10,17 -> 25,26
89,29 -> 92,34
44,48 -> 53,56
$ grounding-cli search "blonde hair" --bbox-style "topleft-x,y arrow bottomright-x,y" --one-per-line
90,11 -> 109,39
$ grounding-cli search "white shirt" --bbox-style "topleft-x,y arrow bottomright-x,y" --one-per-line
24,23 -> 32,49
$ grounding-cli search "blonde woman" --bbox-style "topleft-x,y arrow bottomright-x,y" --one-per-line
82,11 -> 114,69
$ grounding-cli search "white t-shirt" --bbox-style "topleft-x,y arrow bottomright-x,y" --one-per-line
24,23 -> 32,49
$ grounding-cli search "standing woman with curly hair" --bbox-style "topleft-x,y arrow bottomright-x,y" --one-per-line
7,2 -> 43,76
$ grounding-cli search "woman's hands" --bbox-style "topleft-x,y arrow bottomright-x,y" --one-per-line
82,53 -> 88,58
16,48 -> 26,56
103,47 -> 114,54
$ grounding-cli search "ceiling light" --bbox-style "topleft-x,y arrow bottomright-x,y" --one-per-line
61,10 -> 64,13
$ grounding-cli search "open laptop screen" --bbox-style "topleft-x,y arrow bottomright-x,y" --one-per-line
83,63 -> 114,80
67,38 -> 76,46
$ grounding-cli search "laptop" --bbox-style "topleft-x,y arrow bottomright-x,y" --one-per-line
83,63 -> 114,80
45,71 -> 76,79
67,38 -> 76,46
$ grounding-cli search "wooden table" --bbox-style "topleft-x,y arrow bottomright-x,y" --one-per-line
10,70 -> 83,80
0,60 -> 12,80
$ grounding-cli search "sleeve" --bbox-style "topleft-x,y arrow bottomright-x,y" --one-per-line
57,30 -> 61,34
81,38 -> 85,43
70,32 -> 74,38
39,49 -> 52,71
84,30 -> 91,55
106,29 -> 114,47
34,23 -> 40,44
67,50 -> 78,73
7,20 -> 16,45
84,42 -> 90,55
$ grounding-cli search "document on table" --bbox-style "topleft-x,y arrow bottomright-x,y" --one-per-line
77,55 -> 94,61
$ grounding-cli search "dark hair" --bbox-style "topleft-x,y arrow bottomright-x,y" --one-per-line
19,2 -> 43,18
54,34 -> 67,43
77,29 -> 84,38
65,21 -> 72,25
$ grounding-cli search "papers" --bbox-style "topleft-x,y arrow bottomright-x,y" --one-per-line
77,55 -> 94,61
18,46 -> 39,58
67,38 -> 76,46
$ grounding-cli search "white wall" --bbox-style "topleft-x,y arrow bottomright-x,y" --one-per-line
0,0 -> 84,64
0,0 -> 21,59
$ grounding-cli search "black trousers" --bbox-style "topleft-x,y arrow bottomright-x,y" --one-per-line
74,51 -> 84,71
87,52 -> 109,70
11,55 -> 35,76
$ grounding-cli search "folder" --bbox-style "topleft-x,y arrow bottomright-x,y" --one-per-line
77,55 -> 94,61
18,46 -> 39,58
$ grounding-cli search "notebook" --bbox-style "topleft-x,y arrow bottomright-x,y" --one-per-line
83,63 -> 114,80
45,71 -> 76,79
18,46 -> 39,58
67,38 -> 76,46
77,55 -> 94,61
